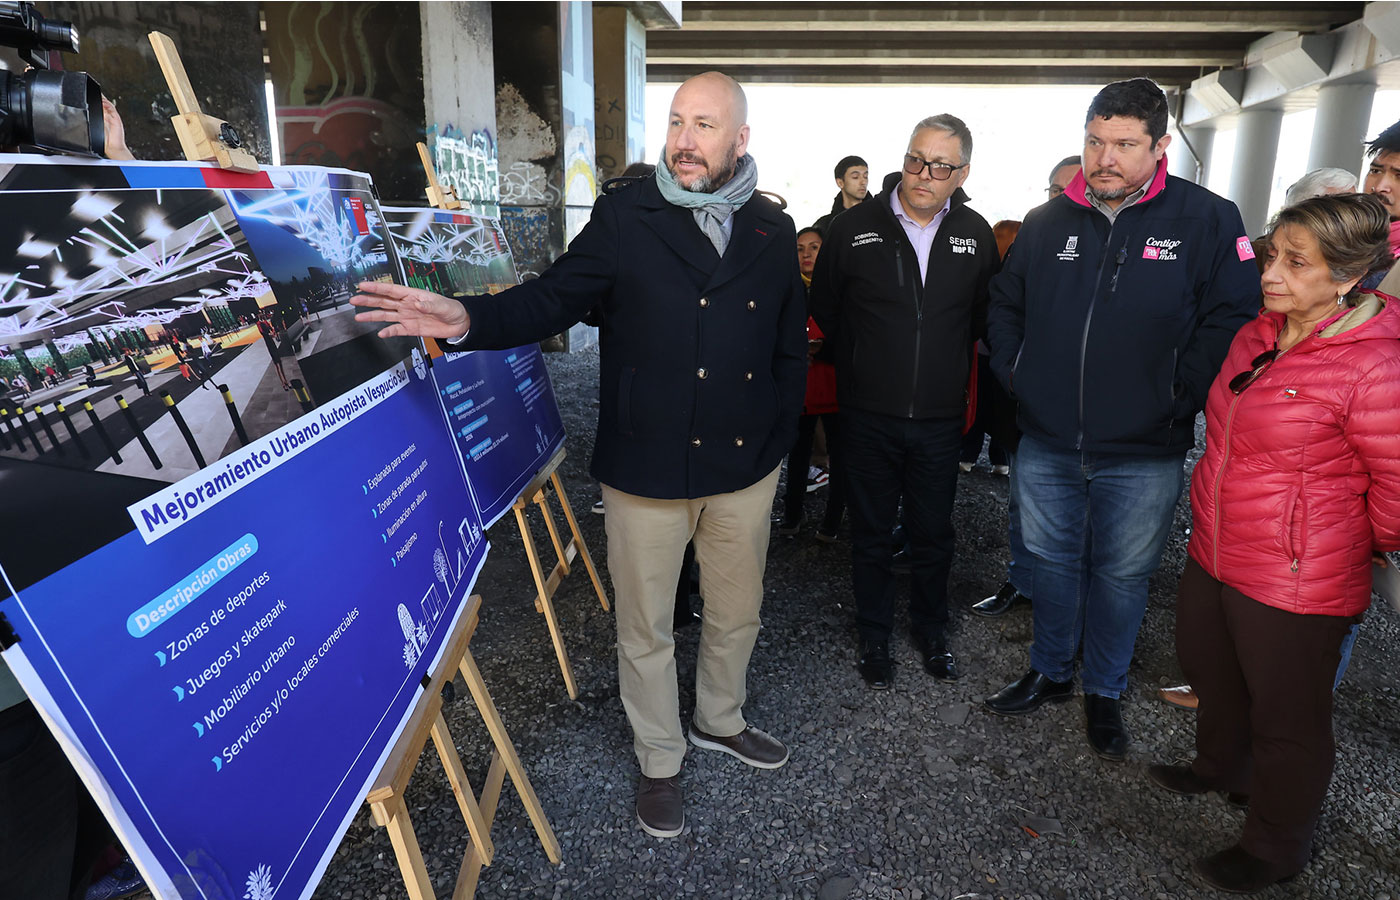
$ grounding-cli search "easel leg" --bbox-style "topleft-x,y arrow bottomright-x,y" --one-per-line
455,752 -> 507,900
430,711 -> 495,865
378,796 -> 438,900
458,649 -> 563,865
514,501 -> 579,699
535,490 -> 571,576
551,471 -> 611,612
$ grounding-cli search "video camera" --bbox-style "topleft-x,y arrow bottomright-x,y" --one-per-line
0,1 -> 103,155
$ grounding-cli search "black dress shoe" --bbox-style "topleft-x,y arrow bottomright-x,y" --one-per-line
1084,694 -> 1129,760
970,581 -> 1030,618
1192,844 -> 1297,893
857,640 -> 893,690
984,669 -> 1074,715
1148,764 -> 1251,808
913,632 -> 960,682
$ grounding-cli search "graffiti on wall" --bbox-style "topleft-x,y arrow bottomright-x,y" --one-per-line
431,127 -> 500,208
499,206 -> 559,282
265,1 -> 426,202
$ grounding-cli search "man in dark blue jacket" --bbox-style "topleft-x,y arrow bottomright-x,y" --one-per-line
983,79 -> 1258,760
810,114 -> 999,691
351,72 -> 808,839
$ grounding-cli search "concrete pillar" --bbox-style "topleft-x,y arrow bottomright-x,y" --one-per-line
493,1 -> 598,351
1170,125 -> 1215,185
1228,107 -> 1284,236
1308,82 -> 1376,177
421,2 -> 500,213
592,6 -> 648,182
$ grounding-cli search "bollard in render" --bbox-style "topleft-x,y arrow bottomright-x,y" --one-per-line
54,402 -> 90,458
32,405 -> 65,457
14,406 -> 43,454
290,378 -> 315,413
218,384 -> 250,446
0,408 -> 12,451
160,390 -> 207,469
115,394 -> 161,470
83,400 -> 120,464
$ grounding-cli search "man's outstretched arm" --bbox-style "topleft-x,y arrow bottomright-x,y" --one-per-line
350,281 -> 471,340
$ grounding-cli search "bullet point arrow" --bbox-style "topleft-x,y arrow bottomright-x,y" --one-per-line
362,483 -> 368,494
211,756 -> 222,772
381,533 -> 387,543
172,685 -> 185,701
155,650 -> 167,667
391,557 -> 397,568
193,721 -> 205,737
371,508 -> 377,519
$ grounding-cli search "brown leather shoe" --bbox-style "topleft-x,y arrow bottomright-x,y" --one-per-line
636,773 -> 683,838
1158,684 -> 1199,710
688,723 -> 790,769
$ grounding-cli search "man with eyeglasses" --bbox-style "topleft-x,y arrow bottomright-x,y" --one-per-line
810,114 -> 999,690
1045,155 -> 1081,201
982,78 -> 1258,760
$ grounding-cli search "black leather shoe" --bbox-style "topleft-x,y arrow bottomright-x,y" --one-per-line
857,640 -> 893,690
984,669 -> 1074,715
1084,694 -> 1129,760
913,632 -> 960,682
970,581 -> 1030,618
1148,764 -> 1251,808
1192,844 -> 1297,893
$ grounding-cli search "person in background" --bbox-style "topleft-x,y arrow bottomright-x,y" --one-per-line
959,219 -> 1020,476
1285,167 -> 1356,208
1148,193 -> 1400,893
778,226 -> 844,542
1045,155 -> 1082,201
813,155 -> 871,233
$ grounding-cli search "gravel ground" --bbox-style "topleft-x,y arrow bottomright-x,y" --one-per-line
137,344 -> 1400,900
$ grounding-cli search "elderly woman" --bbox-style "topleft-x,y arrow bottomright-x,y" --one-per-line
1148,193 -> 1400,892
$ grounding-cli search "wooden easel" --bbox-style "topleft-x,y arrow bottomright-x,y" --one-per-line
365,595 -> 561,900
413,148 -> 610,700
148,32 -> 259,172
511,446 -> 609,699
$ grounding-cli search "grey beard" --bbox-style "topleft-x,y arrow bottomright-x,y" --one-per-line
1087,184 -> 1130,202
670,147 -> 738,193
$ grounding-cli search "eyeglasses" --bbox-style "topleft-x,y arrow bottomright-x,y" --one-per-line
903,155 -> 967,181
1046,184 -> 1066,198
1228,348 -> 1279,394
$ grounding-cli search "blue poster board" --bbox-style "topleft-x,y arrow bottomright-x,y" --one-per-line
383,207 -> 566,526
0,159 -> 498,900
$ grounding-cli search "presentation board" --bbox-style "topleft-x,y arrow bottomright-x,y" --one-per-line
0,158 -> 513,900
382,206 -> 566,527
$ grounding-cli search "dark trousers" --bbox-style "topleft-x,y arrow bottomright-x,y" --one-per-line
0,701 -> 111,900
1176,558 -> 1358,871
842,408 -> 962,644
959,354 -> 1009,466
783,412 -> 844,529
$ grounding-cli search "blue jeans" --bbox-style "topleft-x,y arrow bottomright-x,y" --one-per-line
1334,622 -> 1360,691
1006,450 -> 1033,597
1014,435 -> 1185,698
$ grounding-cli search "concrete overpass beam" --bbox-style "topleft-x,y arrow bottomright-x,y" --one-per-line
1229,108 -> 1285,235
1308,81 -> 1376,176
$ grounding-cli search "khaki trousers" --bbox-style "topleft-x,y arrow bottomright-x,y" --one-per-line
601,465 -> 780,778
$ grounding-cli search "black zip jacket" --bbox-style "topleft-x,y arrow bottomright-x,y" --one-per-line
986,159 -> 1259,456
809,172 -> 998,419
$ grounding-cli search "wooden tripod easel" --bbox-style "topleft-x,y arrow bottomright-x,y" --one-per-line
510,446 -> 610,699
148,32 -> 259,172
365,595 -> 560,899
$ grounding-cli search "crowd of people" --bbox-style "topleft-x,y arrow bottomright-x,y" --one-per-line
349,72 -> 1400,893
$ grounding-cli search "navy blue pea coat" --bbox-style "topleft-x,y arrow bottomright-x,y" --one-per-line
459,175 -> 809,500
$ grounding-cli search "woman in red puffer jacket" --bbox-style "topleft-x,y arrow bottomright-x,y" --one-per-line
1148,194 -> 1400,894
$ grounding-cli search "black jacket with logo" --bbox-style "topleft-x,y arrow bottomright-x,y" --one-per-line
808,172 -> 999,419
986,159 -> 1259,456
459,176 -> 808,499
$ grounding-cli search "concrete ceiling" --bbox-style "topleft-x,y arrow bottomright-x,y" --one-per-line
646,2 -> 1368,86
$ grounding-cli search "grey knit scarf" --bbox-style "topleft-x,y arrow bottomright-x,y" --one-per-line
655,150 -> 758,256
